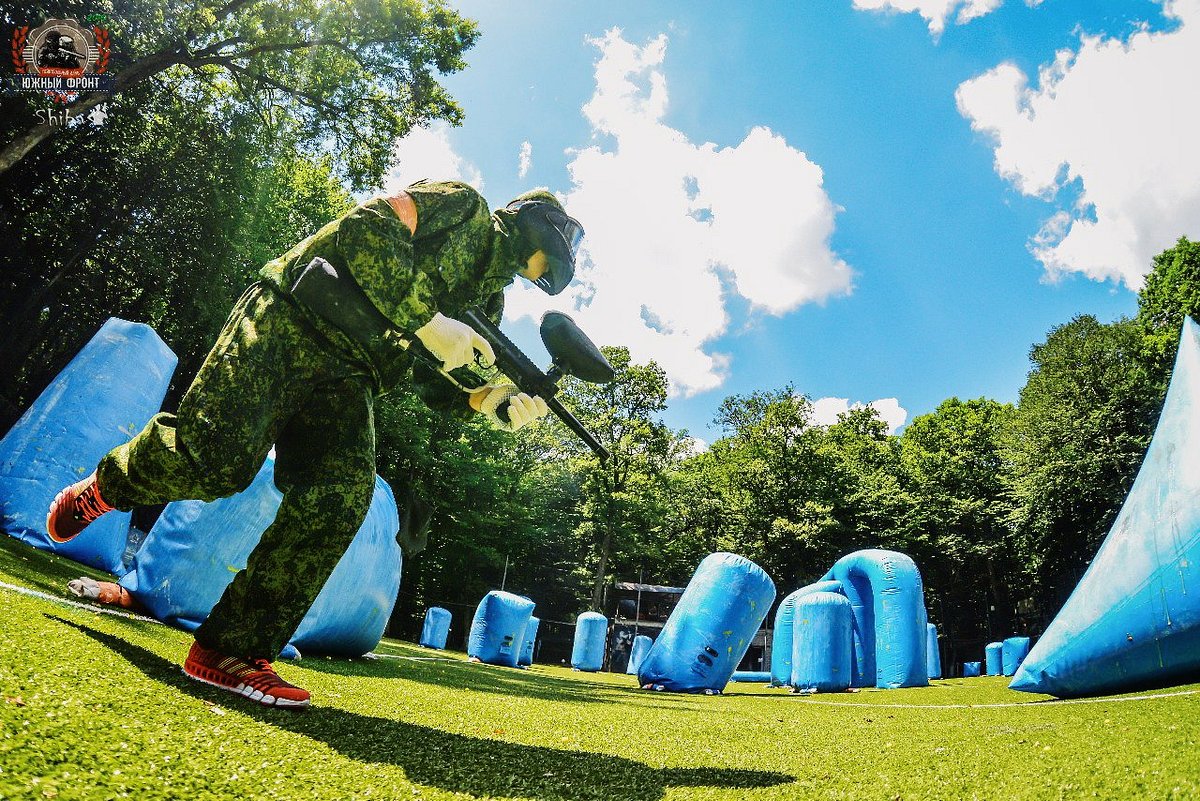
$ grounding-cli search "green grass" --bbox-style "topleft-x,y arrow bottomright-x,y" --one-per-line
2,536 -> 1198,800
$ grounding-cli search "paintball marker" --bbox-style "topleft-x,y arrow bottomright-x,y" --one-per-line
462,308 -> 614,461
287,257 -> 613,457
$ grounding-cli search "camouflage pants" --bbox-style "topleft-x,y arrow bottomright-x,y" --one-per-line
97,283 -> 378,660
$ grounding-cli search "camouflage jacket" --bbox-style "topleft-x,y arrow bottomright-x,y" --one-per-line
259,181 -> 520,412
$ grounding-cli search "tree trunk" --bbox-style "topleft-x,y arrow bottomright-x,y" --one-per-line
589,457 -> 620,611
589,524 -> 612,612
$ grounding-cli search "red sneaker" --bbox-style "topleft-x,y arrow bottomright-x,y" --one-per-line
183,642 -> 310,708
46,472 -> 115,543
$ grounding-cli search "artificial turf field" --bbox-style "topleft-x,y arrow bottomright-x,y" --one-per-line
1,537 -> 1198,801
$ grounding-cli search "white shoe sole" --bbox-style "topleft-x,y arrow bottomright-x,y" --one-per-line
183,667 -> 310,708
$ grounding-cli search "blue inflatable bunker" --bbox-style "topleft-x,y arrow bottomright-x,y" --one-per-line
572,612 -> 607,671
519,616 -> 540,667
770,580 -> 842,687
638,552 -> 776,693
927,624 -> 942,680
1012,319 -> 1200,697
626,634 -> 652,675
985,642 -> 1004,676
730,671 -> 772,683
468,591 -> 535,667
0,319 -> 177,573
791,591 -> 854,693
118,455 -> 402,656
963,661 -> 982,678
420,607 -> 453,650
1002,636 -> 1031,677
821,549 -> 929,689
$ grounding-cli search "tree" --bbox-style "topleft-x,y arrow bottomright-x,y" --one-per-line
1136,236 -> 1200,373
375,387 -> 540,641
696,390 -> 909,588
705,388 -> 840,579
899,398 -> 1017,646
819,406 -> 910,559
0,0 -> 479,428
1007,315 -> 1161,612
548,347 -> 682,611
1,0 -> 478,186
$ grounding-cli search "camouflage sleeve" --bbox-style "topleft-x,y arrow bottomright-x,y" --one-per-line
333,197 -> 437,332
405,181 -> 490,243
257,199 -> 429,331
405,182 -> 489,241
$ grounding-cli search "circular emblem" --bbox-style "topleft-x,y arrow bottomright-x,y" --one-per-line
23,19 -> 98,77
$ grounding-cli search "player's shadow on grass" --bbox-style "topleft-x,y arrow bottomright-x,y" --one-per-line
298,651 -> 625,706
50,616 -> 793,801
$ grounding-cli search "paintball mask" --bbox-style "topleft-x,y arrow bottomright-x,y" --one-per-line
507,200 -> 584,295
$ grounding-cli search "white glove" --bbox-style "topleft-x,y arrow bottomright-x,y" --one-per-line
413,313 -> 495,371
479,386 -> 549,432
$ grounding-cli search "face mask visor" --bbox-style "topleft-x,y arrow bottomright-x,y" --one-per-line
510,201 -> 585,295
533,253 -> 575,296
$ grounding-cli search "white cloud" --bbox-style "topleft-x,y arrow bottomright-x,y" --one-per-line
956,0 -> 1200,287
957,0 -> 1004,24
505,30 -> 853,397
810,397 -> 909,434
517,141 -> 533,179
382,123 -> 483,195
853,0 -> 1003,37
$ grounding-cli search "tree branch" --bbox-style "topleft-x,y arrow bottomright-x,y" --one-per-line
223,62 -> 346,116
210,0 -> 257,21
188,36 -> 245,60
0,21 -> 419,176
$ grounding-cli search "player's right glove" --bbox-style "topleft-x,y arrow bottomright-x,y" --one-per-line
414,313 -> 496,371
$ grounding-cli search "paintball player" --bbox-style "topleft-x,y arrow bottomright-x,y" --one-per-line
45,181 -> 585,708
38,32 -> 84,69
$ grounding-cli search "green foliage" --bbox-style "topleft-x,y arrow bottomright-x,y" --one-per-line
374,387 -> 531,637
704,388 -> 836,575
0,85 -> 353,422
898,398 -> 1018,647
551,347 -> 685,609
668,389 -> 909,589
2,0 -> 478,188
1137,236 -> 1200,372
1006,316 -> 1162,609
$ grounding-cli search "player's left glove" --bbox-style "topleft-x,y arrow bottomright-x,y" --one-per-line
477,386 -> 549,432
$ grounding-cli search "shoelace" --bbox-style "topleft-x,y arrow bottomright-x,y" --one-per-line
249,660 -> 289,687
74,485 -> 111,522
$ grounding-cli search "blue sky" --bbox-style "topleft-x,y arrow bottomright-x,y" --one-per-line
381,0 -> 1198,443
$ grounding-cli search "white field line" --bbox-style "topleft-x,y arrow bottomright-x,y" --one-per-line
3,581 -> 465,664
0,579 -> 161,624
1,581 -> 456,665
782,689 -> 1200,709
369,652 -> 459,663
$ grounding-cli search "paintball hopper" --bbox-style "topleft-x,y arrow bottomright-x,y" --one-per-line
462,308 -> 614,459
540,312 -> 614,384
